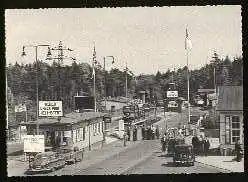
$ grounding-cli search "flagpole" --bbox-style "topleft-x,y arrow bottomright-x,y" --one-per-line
92,42 -> 97,112
125,61 -> 128,103
94,71 -> 96,112
187,50 -> 190,124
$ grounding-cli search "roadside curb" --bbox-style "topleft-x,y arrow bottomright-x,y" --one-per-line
195,159 -> 233,173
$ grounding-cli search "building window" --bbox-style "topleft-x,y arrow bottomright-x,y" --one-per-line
83,127 -> 85,141
76,128 -> 80,142
98,123 -> 101,134
231,116 -> 240,143
225,116 -> 230,144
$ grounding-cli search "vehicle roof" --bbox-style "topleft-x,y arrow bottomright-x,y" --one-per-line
175,144 -> 192,147
36,151 -> 55,157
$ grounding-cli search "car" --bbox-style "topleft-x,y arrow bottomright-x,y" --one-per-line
27,151 -> 66,174
173,144 -> 195,166
57,146 -> 83,164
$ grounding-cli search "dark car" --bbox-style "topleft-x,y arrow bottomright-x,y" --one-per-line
57,146 -> 83,164
173,144 -> 195,166
27,151 -> 65,174
167,138 -> 185,156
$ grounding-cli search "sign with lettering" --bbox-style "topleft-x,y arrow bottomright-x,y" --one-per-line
167,91 -> 178,98
208,137 -> 220,149
23,135 -> 45,153
39,101 -> 63,117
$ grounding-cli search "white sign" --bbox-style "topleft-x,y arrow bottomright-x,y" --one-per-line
167,91 -> 178,98
23,135 -> 45,153
15,104 -> 27,112
208,137 -> 220,149
64,131 -> 71,137
119,120 -> 125,131
39,101 -> 63,117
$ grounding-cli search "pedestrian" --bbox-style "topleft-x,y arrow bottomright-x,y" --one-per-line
144,126 -> 148,140
127,127 -> 130,141
192,135 -> 199,155
161,134 -> 167,154
235,140 -> 242,162
151,125 -> 156,140
142,126 -> 145,140
203,137 -> 210,156
198,135 -> 204,155
155,125 -> 160,139
133,126 -> 137,141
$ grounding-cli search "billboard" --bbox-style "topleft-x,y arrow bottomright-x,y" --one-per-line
23,135 -> 45,153
39,101 -> 63,117
74,96 -> 94,110
167,91 -> 178,98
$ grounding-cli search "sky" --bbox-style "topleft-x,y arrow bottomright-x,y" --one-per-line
5,6 -> 242,75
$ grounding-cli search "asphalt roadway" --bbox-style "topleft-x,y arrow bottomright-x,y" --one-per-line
36,108 -> 228,175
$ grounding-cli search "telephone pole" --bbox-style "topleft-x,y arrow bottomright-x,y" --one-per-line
46,41 -> 75,101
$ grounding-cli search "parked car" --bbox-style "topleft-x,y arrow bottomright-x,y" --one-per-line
57,146 -> 83,164
27,151 -> 65,174
173,144 -> 195,166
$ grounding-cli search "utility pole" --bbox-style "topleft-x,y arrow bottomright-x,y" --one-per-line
47,41 -> 75,102
212,51 -> 218,93
103,56 -> 115,112
92,43 -> 97,112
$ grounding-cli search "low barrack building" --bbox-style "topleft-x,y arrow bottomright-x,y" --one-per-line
217,86 -> 243,146
24,112 -> 108,151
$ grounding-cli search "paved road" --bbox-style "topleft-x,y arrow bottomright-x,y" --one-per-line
72,109 -> 227,175
74,140 -> 228,175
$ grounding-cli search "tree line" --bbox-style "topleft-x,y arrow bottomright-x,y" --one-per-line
6,53 -> 243,123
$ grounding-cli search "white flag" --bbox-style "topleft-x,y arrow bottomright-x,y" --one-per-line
185,28 -> 192,50
91,66 -> 95,79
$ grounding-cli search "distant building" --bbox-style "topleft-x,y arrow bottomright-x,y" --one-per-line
216,86 -> 243,145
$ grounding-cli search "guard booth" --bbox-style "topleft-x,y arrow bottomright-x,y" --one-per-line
23,112 -> 108,152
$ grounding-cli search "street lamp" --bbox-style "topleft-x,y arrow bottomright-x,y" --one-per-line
21,44 -> 50,135
103,56 -> 115,112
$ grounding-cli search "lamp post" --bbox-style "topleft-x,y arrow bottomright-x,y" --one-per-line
103,56 -> 115,112
21,44 -> 50,135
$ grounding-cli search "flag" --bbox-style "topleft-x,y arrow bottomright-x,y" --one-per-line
185,28 -> 192,50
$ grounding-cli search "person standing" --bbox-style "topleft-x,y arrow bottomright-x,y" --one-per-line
198,135 -> 203,155
142,125 -> 145,140
203,137 -> 210,156
156,125 -> 160,139
161,134 -> 167,154
235,140 -> 242,162
192,135 -> 199,155
133,126 -> 137,141
127,127 -> 130,141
